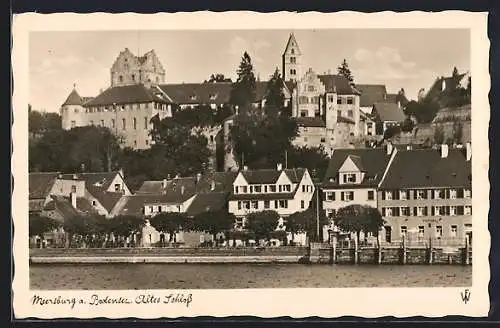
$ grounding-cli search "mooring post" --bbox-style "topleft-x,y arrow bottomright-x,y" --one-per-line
377,235 -> 382,264
465,235 -> 470,265
354,238 -> 359,264
332,235 -> 337,264
402,235 -> 407,265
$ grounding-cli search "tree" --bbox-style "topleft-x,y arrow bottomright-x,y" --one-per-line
433,125 -> 445,145
192,210 -> 236,246
335,205 -> 385,245
383,125 -> 402,140
287,146 -> 329,183
245,210 -> 280,243
337,59 -> 354,83
401,118 -> 415,133
230,51 -> 257,107
109,215 -> 144,246
405,99 -> 440,124
29,215 -> 60,247
29,110 -> 44,133
205,73 -> 232,83
265,67 -> 285,116
149,212 -> 187,243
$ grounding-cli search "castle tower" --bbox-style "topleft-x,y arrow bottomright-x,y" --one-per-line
282,33 -> 302,82
60,85 -> 86,130
110,48 -> 166,88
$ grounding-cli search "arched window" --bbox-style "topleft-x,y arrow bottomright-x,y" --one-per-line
119,75 -> 123,82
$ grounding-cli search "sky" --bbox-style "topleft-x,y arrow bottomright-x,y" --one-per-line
29,29 -> 470,112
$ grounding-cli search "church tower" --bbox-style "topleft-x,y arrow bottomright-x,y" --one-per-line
282,33 -> 302,82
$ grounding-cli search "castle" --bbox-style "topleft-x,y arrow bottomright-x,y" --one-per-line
60,33 -> 407,170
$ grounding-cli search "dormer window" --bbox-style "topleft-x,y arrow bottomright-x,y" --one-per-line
209,94 -> 217,100
190,94 -> 197,101
342,173 -> 357,184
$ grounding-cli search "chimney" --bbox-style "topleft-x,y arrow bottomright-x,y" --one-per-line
70,192 -> 77,209
180,185 -> 185,195
466,142 -> 472,161
243,166 -> 249,171
386,142 -> 393,155
277,163 -> 283,171
441,144 -> 449,158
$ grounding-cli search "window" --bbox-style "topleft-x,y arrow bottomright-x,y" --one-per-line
436,226 -> 443,238
92,200 -> 97,206
347,110 -> 353,118
237,201 -> 242,210
299,96 -> 309,104
132,74 -> 135,81
234,186 -> 239,194
400,226 -> 407,236
416,190 -> 427,200
450,206 -> 457,216
134,140 -> 137,147
367,190 -> 374,200
70,120 -> 76,128
341,191 -> 354,202
450,225 -> 458,237
415,206 -> 427,216
418,226 -> 425,237
249,186 -> 254,193
111,119 -> 115,128
337,98 -> 342,105
264,185 -> 268,193
291,48 -> 295,54
301,200 -> 305,209
145,103 -> 149,109
144,117 -> 148,129
343,173 -> 356,183
114,184 -> 121,192
384,207 -> 393,217
347,97 -> 354,105
210,135 -> 214,143
122,118 -> 126,130
300,110 -> 307,117
399,190 -> 408,200
71,185 -> 77,193
464,189 -> 472,198
254,185 -> 262,193
264,200 -> 270,209
320,138 -> 326,143
385,191 -> 393,200
241,186 -> 248,193
465,206 -> 472,215
278,200 -> 288,208
326,191 -> 335,201
307,85 -> 315,92
243,201 -> 250,209
269,185 -> 276,193
401,207 -> 410,216
328,95 -> 334,103
337,110 -> 342,118
119,75 -> 123,82
290,69 -> 296,75
290,57 -> 296,64
449,189 -> 457,199
284,185 -> 291,192
251,201 -> 258,209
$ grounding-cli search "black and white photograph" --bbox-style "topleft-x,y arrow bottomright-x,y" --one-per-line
12,11 -> 490,318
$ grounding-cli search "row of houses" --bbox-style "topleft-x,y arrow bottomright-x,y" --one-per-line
29,140 -> 472,247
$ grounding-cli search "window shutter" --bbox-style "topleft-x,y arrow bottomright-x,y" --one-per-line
382,208 -> 386,216
394,190 -> 399,200
341,192 -> 345,201
431,207 -> 435,216
322,191 -> 327,201
382,192 -> 386,200
413,207 -> 417,216
332,192 -> 336,201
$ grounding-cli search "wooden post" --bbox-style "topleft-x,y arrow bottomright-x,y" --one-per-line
332,234 -> 337,264
465,235 -> 470,265
377,235 -> 382,264
402,235 -> 407,265
354,238 -> 359,264
428,238 -> 433,265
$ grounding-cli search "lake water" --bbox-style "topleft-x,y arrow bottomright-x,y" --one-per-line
30,264 -> 472,290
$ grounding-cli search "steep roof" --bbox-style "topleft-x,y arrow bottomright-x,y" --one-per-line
29,172 -> 60,199
295,116 -> 326,128
60,172 -> 122,191
135,181 -> 164,194
185,192 -> 229,216
283,33 -> 301,55
317,74 -> 359,95
356,84 -> 388,108
240,168 -> 306,185
426,74 -> 467,100
373,102 -> 406,122
159,82 -> 232,105
84,84 -> 167,107
386,93 -> 410,107
379,148 -> 471,189
50,196 -> 80,220
62,89 -> 83,106
86,185 -> 124,212
322,148 -> 392,188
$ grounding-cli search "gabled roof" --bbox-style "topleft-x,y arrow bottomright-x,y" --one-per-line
62,89 -> 83,106
283,33 -> 301,55
240,168 -> 306,185
347,155 -> 364,172
322,148 -> 392,188
84,84 -> 167,107
380,148 -> 471,189
86,185 -> 124,212
185,192 -> 229,216
317,75 -> 359,95
295,116 -> 326,128
373,102 -> 406,122
386,93 -> 410,107
426,74 -> 467,100
50,196 -> 80,220
284,168 -> 306,183
355,84 -> 388,108
158,82 -> 232,105
29,172 -> 60,199
135,181 -> 164,194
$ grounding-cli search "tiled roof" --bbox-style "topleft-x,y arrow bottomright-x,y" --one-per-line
159,82 -> 232,105
379,148 -> 471,189
81,97 -> 94,104
240,168 -> 306,185
29,199 -> 46,212
29,172 -> 59,199
426,74 -> 467,100
135,181 -> 164,194
318,74 -> 359,95
337,116 -> 356,124
196,171 -> 239,193
185,192 -> 229,216
322,148 -> 392,187
86,185 -> 124,213
295,117 -> 326,128
373,102 -> 406,122
356,84 -> 387,108
284,168 -> 306,183
348,155 -> 365,172
60,172 -> 121,191
84,84 -> 167,107
62,89 -> 84,106
386,93 -> 410,107
51,196 -> 79,220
